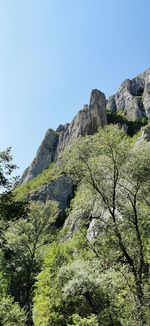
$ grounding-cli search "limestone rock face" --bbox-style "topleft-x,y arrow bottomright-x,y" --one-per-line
21,129 -> 59,183
20,68 -> 150,227
28,175 -> 73,210
86,218 -> 100,242
143,72 -> 150,118
21,89 -> 107,182
56,89 -> 107,154
22,69 -> 150,184
107,68 -> 150,121
136,124 -> 150,143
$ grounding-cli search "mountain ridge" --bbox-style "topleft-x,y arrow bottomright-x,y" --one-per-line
22,68 -> 150,184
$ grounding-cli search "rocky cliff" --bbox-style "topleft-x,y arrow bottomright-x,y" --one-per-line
22,68 -> 150,184
22,89 -> 107,183
22,129 -> 59,183
107,68 -> 150,120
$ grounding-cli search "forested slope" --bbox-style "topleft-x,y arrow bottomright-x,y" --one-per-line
0,69 -> 150,325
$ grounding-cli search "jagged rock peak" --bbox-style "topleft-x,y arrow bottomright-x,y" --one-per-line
21,89 -> 107,183
21,68 -> 150,184
90,89 -> 106,108
107,68 -> 150,121
55,89 -> 107,155
56,124 -> 70,133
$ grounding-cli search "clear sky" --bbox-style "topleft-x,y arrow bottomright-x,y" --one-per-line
0,0 -> 150,175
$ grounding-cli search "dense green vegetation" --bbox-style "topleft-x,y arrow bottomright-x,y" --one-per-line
107,111 -> 148,136
0,125 -> 150,325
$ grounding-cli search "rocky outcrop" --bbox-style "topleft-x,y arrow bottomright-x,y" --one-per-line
136,124 -> 150,143
22,89 -> 107,182
22,68 -> 150,184
21,129 -> 59,183
26,175 -> 74,227
107,68 -> 150,121
20,68 -> 150,232
28,175 -> 73,210
56,89 -> 107,155
143,71 -> 150,118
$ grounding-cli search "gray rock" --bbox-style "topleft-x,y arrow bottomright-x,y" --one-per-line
106,96 -> 117,113
28,175 -> 73,210
21,69 -> 150,185
22,89 -> 107,182
107,68 -> 150,121
86,209 -> 122,242
143,71 -> 150,118
136,124 -> 150,143
86,218 -> 100,242
56,89 -> 107,155
56,124 -> 69,133
21,129 -> 59,183
20,68 -> 150,235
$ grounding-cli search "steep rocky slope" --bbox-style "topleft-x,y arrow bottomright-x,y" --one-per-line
107,68 -> 150,120
11,69 -> 150,326
22,68 -> 150,184
19,68 -> 150,215
22,89 -> 107,183
22,129 -> 59,183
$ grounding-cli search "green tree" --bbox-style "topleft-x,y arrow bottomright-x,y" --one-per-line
0,148 -> 28,242
3,200 -> 58,325
0,148 -> 29,324
33,241 -> 74,326
0,296 -> 26,326
63,125 -> 150,325
33,235 -> 124,326
0,147 -> 16,190
67,314 -> 99,326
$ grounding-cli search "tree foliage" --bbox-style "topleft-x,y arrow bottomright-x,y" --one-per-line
1,128 -> 150,325
62,125 -> 150,325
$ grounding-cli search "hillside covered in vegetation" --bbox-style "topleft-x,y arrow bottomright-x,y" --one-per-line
0,70 -> 150,326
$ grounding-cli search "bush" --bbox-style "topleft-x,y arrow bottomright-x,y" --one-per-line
0,296 -> 26,326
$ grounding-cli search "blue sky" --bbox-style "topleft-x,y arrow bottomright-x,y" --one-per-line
0,0 -> 150,175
